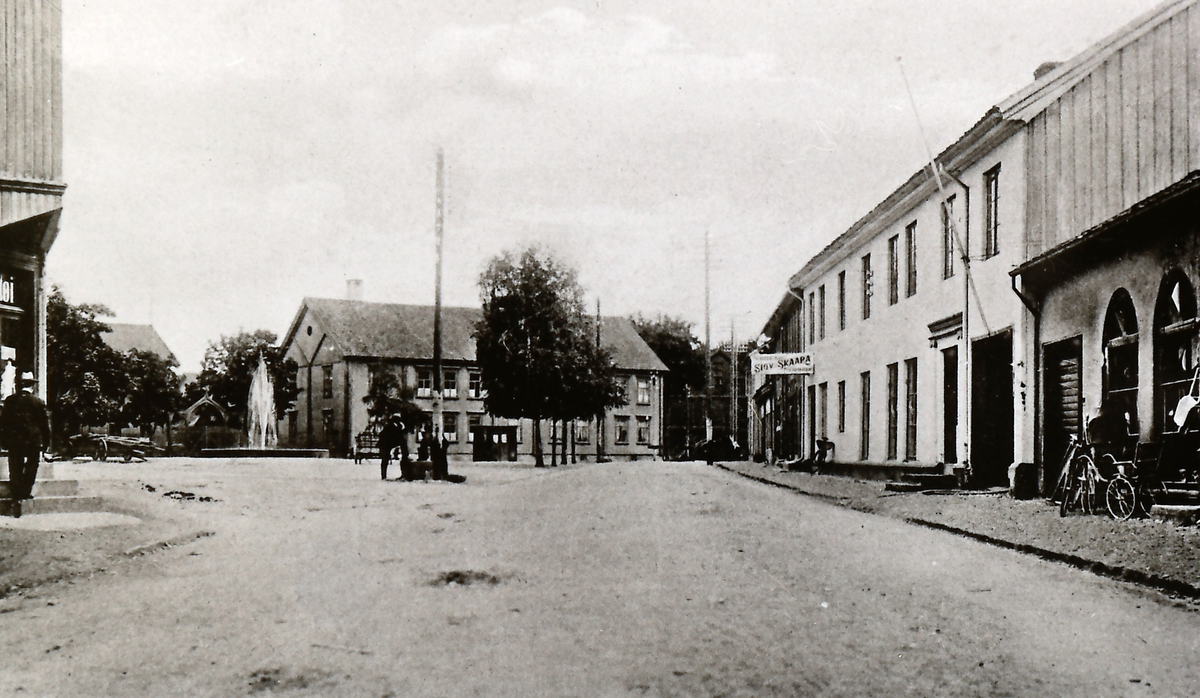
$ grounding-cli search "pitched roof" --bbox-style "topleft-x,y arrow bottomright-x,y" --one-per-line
288,298 -> 668,372
101,323 -> 176,364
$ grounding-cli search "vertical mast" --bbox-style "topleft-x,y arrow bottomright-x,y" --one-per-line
432,148 -> 445,472
705,229 -> 713,459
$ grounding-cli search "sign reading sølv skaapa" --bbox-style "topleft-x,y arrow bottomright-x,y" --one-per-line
750,352 -> 813,375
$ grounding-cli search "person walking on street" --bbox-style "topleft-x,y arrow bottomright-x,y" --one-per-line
2,372 -> 50,517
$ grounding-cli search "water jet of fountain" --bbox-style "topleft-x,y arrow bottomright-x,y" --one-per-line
246,355 -> 278,450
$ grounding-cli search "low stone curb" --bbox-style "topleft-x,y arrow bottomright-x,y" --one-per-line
715,463 -> 1200,602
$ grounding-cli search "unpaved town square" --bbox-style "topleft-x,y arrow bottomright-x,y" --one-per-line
2,459 -> 1200,697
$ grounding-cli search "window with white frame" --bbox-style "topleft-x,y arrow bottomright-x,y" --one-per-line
469,371 -> 483,399
443,370 -> 458,399
442,412 -> 458,442
417,369 -> 432,398
984,165 -> 1000,258
637,378 -> 651,405
467,413 -> 482,442
636,415 -> 651,444
615,416 -> 630,445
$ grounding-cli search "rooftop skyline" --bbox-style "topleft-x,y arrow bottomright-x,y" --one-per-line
48,0 -> 1160,371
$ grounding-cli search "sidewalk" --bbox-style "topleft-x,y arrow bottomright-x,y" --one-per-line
717,460 -> 1200,600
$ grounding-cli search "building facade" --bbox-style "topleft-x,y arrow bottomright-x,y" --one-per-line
1,1 -> 64,400
278,298 -> 668,461
755,0 -> 1200,493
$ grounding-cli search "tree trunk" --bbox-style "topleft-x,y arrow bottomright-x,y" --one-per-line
533,418 -> 544,467
551,419 -> 558,467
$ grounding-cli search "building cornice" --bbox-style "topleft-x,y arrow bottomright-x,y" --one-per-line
0,178 -> 66,196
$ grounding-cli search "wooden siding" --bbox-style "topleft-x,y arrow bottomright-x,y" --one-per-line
1025,6 -> 1200,258
1,0 -> 62,184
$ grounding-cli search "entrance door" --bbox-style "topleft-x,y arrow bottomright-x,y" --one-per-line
471,426 -> 518,461
943,346 -> 958,463
1043,337 -> 1083,492
972,332 -> 1014,486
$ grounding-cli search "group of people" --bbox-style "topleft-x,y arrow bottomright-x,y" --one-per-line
2,371 -> 50,518
377,415 -> 449,481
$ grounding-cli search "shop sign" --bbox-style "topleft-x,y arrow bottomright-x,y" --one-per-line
750,352 -> 813,375
0,275 -> 14,307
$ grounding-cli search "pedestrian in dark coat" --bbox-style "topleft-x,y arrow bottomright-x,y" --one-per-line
377,414 -> 405,481
2,373 -> 50,515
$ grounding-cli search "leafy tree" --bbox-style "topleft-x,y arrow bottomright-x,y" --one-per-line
119,349 -> 183,436
362,362 -> 424,428
46,287 -> 129,442
476,246 -> 625,466
630,314 -> 706,401
194,330 -> 298,426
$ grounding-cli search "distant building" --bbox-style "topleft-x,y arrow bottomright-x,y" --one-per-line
101,324 -> 177,364
0,3 -> 64,398
277,297 -> 668,461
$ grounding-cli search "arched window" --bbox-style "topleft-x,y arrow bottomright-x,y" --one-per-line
1156,272 -> 1198,434
1101,289 -> 1138,442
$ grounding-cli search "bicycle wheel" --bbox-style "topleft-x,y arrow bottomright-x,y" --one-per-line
1079,455 -> 1100,515
1106,475 -> 1137,520
1060,456 -> 1082,517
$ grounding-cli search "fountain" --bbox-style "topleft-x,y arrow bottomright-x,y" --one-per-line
246,355 -> 278,449
200,355 -> 327,458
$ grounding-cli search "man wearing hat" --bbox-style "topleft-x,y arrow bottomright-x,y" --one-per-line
2,372 -> 50,515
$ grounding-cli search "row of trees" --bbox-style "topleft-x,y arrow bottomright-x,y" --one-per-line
46,287 -> 297,451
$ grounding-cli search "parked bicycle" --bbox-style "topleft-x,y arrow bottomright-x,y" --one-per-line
1052,431 -> 1111,517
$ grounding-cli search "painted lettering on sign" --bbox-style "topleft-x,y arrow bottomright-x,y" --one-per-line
749,352 -> 814,375
0,276 -> 14,306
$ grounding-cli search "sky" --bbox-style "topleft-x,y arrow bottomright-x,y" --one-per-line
52,0 -> 1162,372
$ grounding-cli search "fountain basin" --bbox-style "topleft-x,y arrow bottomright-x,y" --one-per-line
200,447 -> 329,458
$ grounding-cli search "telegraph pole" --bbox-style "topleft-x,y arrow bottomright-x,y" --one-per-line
431,148 -> 448,480
704,229 -> 713,464
595,299 -> 606,463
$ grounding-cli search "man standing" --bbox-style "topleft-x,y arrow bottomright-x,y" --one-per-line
377,414 -> 406,481
2,372 -> 50,517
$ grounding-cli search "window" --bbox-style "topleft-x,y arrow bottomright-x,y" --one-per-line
615,416 -> 630,445
637,415 -> 651,444
575,421 -> 590,444
860,372 -> 871,460
905,358 -> 918,461
905,221 -> 917,297
837,271 -> 846,330
442,412 -> 459,442
886,362 -> 899,460
467,413 -> 482,442
321,409 -> 334,445
322,365 -> 334,399
417,369 -> 432,398
808,291 -> 816,345
861,254 -> 873,320
469,372 -> 483,399
818,285 -> 826,340
818,382 -> 828,440
443,370 -> 458,399
837,380 -> 846,433
1103,290 -> 1139,437
888,235 -> 899,306
637,378 -> 651,405
942,195 -> 956,279
1156,275 -> 1195,434
984,166 -> 1000,258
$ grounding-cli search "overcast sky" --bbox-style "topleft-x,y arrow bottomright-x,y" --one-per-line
52,0 -> 1160,371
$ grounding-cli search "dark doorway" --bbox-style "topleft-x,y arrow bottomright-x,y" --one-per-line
972,331 -> 1014,487
471,426 -> 518,462
943,346 -> 958,464
1043,336 -> 1083,493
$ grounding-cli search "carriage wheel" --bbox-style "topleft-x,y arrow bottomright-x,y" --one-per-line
1105,476 -> 1137,520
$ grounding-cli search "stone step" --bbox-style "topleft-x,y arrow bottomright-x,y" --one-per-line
0,495 -> 106,517
1149,504 -> 1200,526
0,479 -> 79,499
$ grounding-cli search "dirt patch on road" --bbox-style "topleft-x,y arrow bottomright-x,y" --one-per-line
429,569 -> 504,587
246,667 -> 335,694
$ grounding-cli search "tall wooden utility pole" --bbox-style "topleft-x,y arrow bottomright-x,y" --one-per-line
704,229 -> 713,464
595,299 -> 606,463
431,148 -> 448,480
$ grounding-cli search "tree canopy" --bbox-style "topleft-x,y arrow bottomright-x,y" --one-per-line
362,362 -> 424,429
476,246 -> 624,464
192,330 -> 298,424
630,314 -> 706,401
120,348 -> 183,435
46,288 -> 130,439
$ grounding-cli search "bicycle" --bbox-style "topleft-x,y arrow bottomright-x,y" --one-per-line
1053,433 -> 1107,517
1104,441 -> 1170,520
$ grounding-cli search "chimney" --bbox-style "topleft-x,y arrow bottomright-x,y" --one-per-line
1034,61 -> 1062,80
346,279 -> 363,301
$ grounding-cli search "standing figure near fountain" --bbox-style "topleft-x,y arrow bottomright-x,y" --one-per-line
246,355 -> 278,450
378,414 -> 409,481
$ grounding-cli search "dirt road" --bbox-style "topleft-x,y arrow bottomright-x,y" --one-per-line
2,459 -> 1199,696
